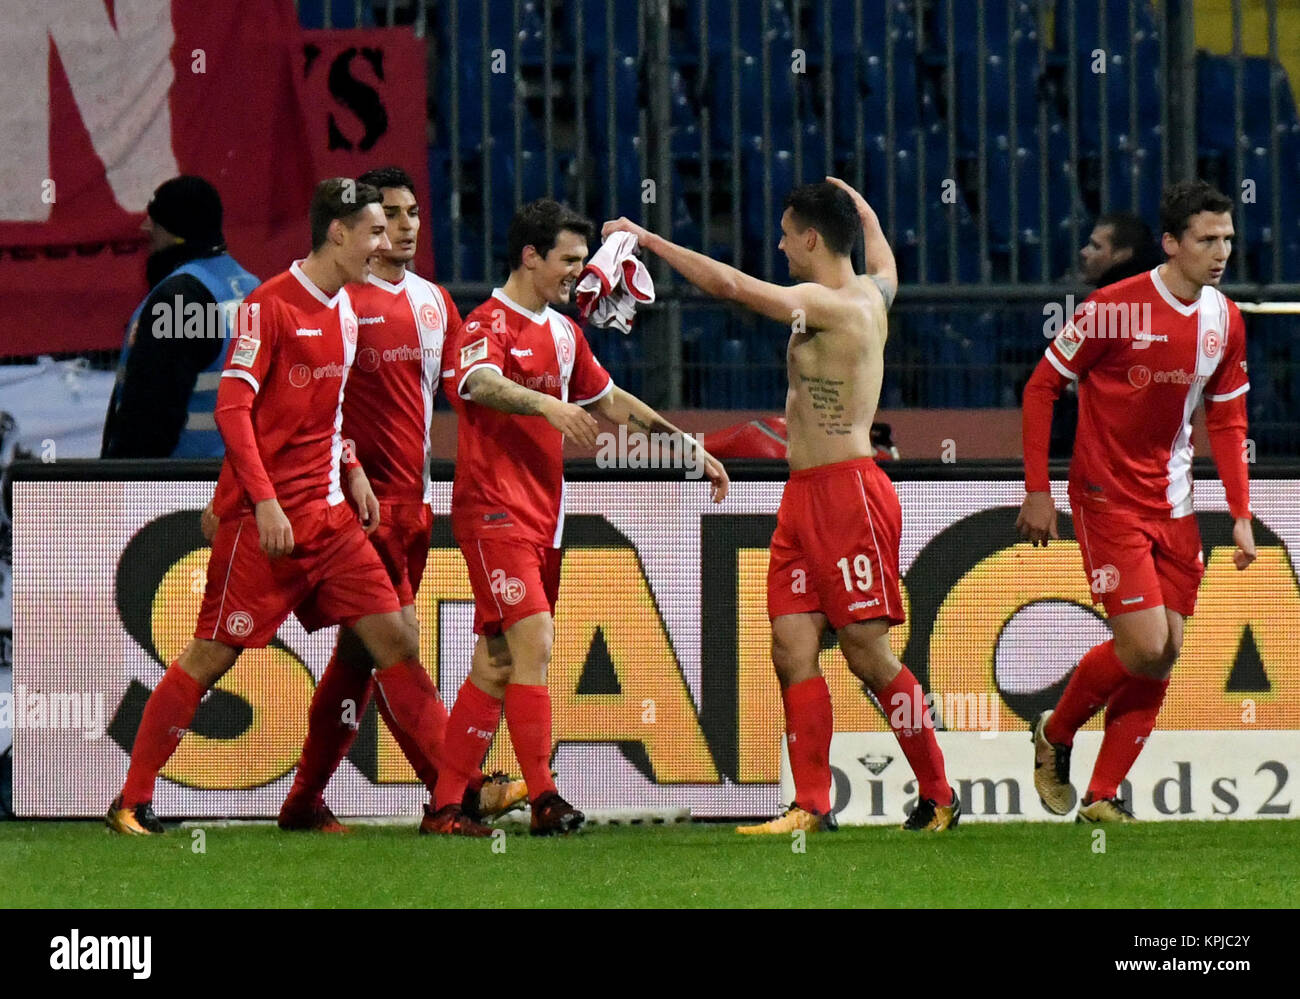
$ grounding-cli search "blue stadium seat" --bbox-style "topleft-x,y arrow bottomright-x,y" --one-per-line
1199,54 -> 1300,154
812,0 -> 914,58
741,140 -> 795,250
1106,126 -> 1162,224
1073,37 -> 1161,154
1052,0 -> 1158,56
721,337 -> 749,408
934,0 -> 1038,54
565,0 -> 639,57
297,0 -> 374,28
587,52 -> 640,136
680,307 -> 729,407
686,0 -> 791,57
591,134 -> 646,221
707,51 -> 794,150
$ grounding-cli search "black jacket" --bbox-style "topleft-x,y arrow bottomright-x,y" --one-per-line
100,243 -> 229,458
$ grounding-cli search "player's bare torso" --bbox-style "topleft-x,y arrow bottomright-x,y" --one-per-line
784,283 -> 887,471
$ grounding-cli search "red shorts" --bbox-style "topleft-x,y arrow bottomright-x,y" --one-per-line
767,457 -> 905,629
460,537 -> 563,636
1072,500 -> 1204,617
195,500 -> 401,647
367,501 -> 433,606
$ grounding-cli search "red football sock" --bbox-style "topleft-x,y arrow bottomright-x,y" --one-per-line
1046,639 -> 1131,745
875,667 -> 953,806
376,691 -> 443,797
433,679 -> 501,810
782,676 -> 834,814
121,663 -> 205,808
1088,674 -> 1169,800
504,684 -> 557,801
288,648 -> 373,805
372,659 -> 449,787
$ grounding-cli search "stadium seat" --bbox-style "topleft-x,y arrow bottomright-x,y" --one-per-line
707,51 -> 794,150
811,0 -> 914,58
741,140 -> 795,253
686,0 -> 792,57
297,0 -> 373,29
680,307 -> 730,407
1105,125 -> 1162,226
933,0 -> 1038,54
1052,0 -> 1158,56
565,0 -> 639,58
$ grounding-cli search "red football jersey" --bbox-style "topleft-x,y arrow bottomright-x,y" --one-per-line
1044,267 -> 1249,518
446,288 -> 613,547
345,272 -> 461,503
212,261 -> 358,518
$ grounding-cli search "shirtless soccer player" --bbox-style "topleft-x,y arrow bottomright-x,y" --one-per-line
424,198 -> 730,837
605,178 -> 959,833
1017,179 -> 1256,822
275,166 -> 527,834
108,179 -> 460,835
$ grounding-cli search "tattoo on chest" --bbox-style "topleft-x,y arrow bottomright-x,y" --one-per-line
800,375 -> 852,436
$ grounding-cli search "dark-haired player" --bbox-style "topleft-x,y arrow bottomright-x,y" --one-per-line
108,180 -> 460,834
277,166 -> 526,833
606,178 -> 959,833
1018,179 -> 1256,822
425,198 -> 730,836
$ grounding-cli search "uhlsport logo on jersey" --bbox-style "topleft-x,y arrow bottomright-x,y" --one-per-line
225,611 -> 254,639
489,568 -> 527,605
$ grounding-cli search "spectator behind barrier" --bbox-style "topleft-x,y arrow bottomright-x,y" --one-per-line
100,176 -> 259,459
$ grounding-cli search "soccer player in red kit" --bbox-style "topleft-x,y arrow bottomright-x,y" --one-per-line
606,178 -> 960,834
1017,180 -> 1258,822
107,179 -> 460,835
424,199 -> 729,836
275,167 -> 526,833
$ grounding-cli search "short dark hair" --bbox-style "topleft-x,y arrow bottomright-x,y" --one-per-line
783,182 -> 859,256
357,166 -> 416,197
507,198 -> 595,269
1159,180 -> 1233,242
1095,212 -> 1154,253
309,178 -> 382,250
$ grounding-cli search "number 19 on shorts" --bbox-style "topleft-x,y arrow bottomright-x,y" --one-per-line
837,554 -> 874,592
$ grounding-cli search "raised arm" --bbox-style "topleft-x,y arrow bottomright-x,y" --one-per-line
601,218 -> 852,330
825,176 -> 898,310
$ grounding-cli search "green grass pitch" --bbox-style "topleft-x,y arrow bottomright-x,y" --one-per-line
2,819 -> 1296,908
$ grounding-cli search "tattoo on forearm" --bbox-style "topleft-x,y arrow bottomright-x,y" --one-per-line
800,375 -> 853,436
468,370 -> 545,416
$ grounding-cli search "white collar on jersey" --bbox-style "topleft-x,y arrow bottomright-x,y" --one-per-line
290,259 -> 344,308
1149,266 -> 1200,317
367,271 -> 408,294
492,287 -> 551,323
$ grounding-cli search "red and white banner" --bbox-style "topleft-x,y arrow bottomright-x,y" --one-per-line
0,1 -> 429,358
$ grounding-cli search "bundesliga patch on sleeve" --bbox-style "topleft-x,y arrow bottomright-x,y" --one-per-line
460,335 -> 488,368
230,335 -> 261,368
1052,322 -> 1084,360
